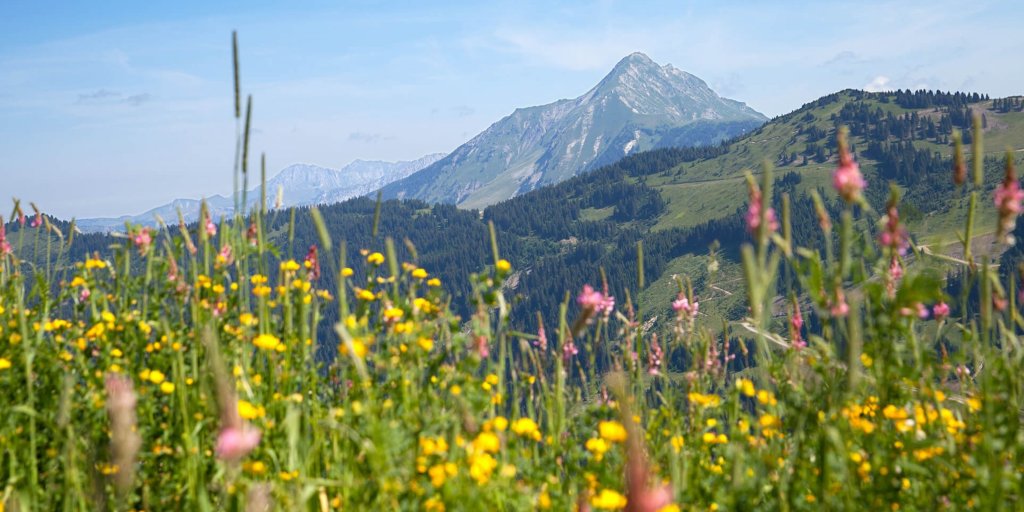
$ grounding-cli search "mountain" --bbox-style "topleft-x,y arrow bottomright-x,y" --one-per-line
35,90 -> 1023,334
76,153 -> 445,233
380,52 -> 766,208
273,89 -> 1022,329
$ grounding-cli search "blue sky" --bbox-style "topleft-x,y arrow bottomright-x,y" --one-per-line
2,0 -> 1022,218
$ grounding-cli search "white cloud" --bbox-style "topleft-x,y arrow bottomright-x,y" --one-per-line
863,76 -> 891,92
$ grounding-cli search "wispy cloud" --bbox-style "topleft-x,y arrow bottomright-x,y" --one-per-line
863,76 -> 891,92
75,89 -> 153,107
348,131 -> 393,144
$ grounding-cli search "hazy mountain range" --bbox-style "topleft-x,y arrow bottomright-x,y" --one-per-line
77,153 -> 445,233
78,51 -> 766,231
380,52 -> 766,208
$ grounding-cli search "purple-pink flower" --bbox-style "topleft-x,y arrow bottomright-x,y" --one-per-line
879,205 -> 909,254
995,156 -> 1023,240
562,339 -> 578,364
215,425 -> 261,461
745,183 -> 778,235
204,215 -> 218,237
132,228 -> 152,255
0,217 -> 10,256
672,295 -> 699,319
577,284 -> 614,318
833,129 -> 866,203
933,302 -> 950,320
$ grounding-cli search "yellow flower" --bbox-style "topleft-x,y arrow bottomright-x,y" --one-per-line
427,278 -> 441,287
280,260 -> 301,272
416,337 -> 434,351
238,400 -> 265,420
239,313 -> 258,326
585,437 -> 609,461
253,333 -> 281,351
473,432 -> 500,454
383,307 -> 404,321
0,358 -> 11,370
70,276 -> 87,287
736,378 -> 756,397
590,489 -> 628,510
253,285 -> 271,297
367,252 -> 385,265
357,289 -> 376,301
468,452 -> 497,485
341,338 -> 368,358
412,268 -> 428,279
599,421 -> 627,443
85,258 -> 107,269
966,396 -> 981,412
860,353 -> 873,368
657,505 -> 681,512
670,435 -> 685,453
688,392 -> 721,408
243,461 -> 267,475
511,418 -> 540,440
495,259 -> 511,273
341,267 -> 354,277
147,370 -> 166,384
492,416 -> 509,432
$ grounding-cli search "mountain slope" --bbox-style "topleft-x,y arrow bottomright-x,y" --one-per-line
76,153 -> 444,233
380,52 -> 766,209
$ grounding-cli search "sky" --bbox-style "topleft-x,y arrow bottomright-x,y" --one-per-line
2,0 -> 1022,219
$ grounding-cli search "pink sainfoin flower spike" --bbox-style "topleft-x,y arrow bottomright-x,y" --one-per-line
879,204 -> 909,255
534,323 -> 548,351
995,152 -> 1023,242
647,336 -> 663,375
132,228 -> 152,255
205,214 -> 218,237
789,299 -> 805,349
0,216 -> 11,256
216,426 -> 262,461
562,339 -> 579,365
933,302 -> 950,320
672,294 -> 699,319
30,211 -> 42,228
305,245 -> 321,281
832,127 -> 866,203
745,180 -> 778,235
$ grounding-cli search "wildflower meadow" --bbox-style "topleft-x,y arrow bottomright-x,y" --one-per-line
1,37 -> 1023,511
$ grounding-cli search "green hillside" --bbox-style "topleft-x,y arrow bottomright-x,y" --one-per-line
15,90 -> 1023,341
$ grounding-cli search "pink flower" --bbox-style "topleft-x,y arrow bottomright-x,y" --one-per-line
833,130 -> 865,203
917,303 -> 929,319
577,284 -> 614,318
889,257 -> 903,281
304,245 -> 321,281
933,302 -> 950,320
647,337 -> 663,375
205,215 -> 218,237
132,228 -> 152,255
745,185 -> 778,235
789,301 -> 806,349
995,157 -> 1023,240
562,340 -> 578,364
534,324 -> 548,351
0,217 -> 10,256
879,205 -> 909,254
79,288 -> 91,301
30,212 -> 42,228
217,244 -> 234,267
672,295 -> 699,319
830,289 -> 849,317
215,425 -> 261,461
995,178 -> 1024,215
474,335 -> 490,359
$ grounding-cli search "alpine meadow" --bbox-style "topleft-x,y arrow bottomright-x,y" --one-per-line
3,6 -> 1024,512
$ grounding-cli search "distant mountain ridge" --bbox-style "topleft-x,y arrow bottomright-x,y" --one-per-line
76,153 -> 445,233
380,52 -> 766,208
